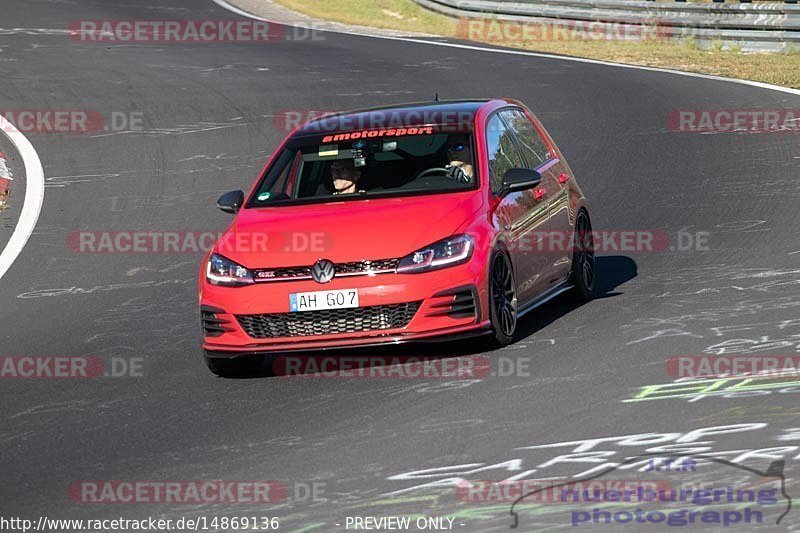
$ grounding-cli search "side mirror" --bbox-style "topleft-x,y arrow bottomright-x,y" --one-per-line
502,168 -> 542,195
217,190 -> 244,214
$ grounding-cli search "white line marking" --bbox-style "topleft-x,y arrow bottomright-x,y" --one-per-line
0,116 -> 45,281
211,0 -> 800,98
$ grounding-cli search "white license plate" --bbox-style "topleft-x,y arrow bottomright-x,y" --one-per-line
289,289 -> 359,312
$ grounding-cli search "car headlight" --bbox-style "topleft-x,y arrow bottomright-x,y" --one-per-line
206,253 -> 254,286
397,234 -> 474,273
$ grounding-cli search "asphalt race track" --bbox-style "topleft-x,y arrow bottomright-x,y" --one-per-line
1,0 -> 800,531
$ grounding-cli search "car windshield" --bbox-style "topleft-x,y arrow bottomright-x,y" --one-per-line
247,126 -> 478,207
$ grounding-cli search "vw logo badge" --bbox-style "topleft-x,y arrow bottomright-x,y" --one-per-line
311,259 -> 335,284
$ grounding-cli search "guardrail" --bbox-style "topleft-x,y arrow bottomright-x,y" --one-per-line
413,0 -> 800,50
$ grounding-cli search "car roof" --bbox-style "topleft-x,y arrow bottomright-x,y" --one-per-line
292,99 -> 499,138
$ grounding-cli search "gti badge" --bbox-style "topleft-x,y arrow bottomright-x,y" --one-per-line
311,259 -> 335,284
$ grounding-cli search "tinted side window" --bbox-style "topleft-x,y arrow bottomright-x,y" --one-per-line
501,109 -> 552,168
486,114 -> 524,194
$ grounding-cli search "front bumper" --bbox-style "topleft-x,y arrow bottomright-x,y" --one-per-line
200,261 -> 490,356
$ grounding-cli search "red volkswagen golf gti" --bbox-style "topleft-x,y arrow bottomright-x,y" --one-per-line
199,99 -> 595,376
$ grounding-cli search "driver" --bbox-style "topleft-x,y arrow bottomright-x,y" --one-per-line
445,137 -> 474,183
330,158 -> 366,195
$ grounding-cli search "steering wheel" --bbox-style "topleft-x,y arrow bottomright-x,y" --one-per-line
413,167 -> 450,181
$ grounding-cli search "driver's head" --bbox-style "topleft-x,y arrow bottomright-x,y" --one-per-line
330,158 -> 362,193
446,136 -> 471,163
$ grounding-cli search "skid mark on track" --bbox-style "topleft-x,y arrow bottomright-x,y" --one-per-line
9,400 -> 95,420
15,278 -> 194,299
90,121 -> 247,138
125,262 -> 194,276
45,173 -> 121,188
177,153 -> 230,162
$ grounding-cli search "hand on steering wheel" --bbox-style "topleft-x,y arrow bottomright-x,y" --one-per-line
445,165 -> 471,183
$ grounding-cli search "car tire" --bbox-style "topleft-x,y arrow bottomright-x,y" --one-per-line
487,250 -> 518,347
204,353 -> 261,378
569,209 -> 596,301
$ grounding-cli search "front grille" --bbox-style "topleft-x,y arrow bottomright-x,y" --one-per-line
253,257 -> 400,282
254,266 -> 311,281
336,258 -> 400,275
236,302 -> 421,338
